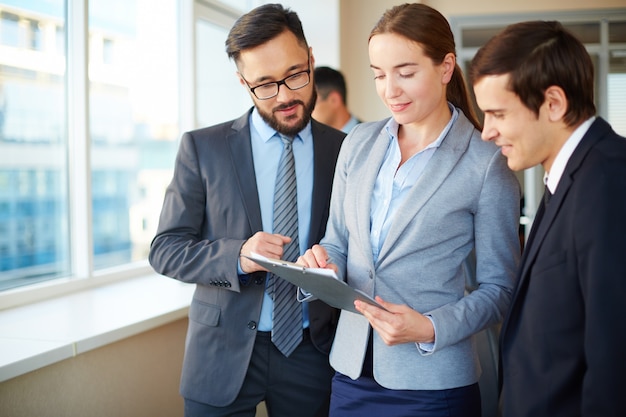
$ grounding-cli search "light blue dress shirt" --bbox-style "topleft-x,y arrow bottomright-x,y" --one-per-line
247,108 -> 313,332
341,115 -> 361,134
370,105 -> 458,262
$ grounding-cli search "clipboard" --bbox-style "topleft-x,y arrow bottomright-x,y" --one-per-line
244,252 -> 386,314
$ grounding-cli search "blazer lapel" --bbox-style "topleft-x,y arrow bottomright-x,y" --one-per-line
356,124 -> 392,260
377,114 -> 473,263
515,118 -> 609,288
504,118 -> 612,342
227,109 -> 263,234
308,120 -> 338,247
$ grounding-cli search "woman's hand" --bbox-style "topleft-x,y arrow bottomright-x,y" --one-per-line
355,296 -> 435,346
298,244 -> 338,274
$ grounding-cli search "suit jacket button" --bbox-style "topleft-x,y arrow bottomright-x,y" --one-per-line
247,321 -> 257,330
369,270 -> 374,279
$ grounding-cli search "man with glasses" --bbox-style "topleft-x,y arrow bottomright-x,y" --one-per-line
149,4 -> 345,417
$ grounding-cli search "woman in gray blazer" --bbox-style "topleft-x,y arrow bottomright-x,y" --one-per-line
300,4 -> 521,417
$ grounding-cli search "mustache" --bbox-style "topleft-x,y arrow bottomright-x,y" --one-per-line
273,100 -> 304,112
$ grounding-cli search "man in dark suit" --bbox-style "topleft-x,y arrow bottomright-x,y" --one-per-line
470,21 -> 626,416
149,4 -> 344,416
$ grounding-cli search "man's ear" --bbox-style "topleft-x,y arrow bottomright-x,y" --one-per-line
328,90 -> 342,105
544,85 -> 568,122
236,72 -> 246,87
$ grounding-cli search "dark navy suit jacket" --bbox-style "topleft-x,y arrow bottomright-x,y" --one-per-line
500,117 -> 626,416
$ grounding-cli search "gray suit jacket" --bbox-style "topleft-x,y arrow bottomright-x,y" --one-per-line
322,111 -> 521,390
149,109 -> 344,406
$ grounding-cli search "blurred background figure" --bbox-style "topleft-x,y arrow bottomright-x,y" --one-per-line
313,66 -> 361,133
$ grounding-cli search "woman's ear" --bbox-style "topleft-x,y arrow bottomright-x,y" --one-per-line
441,52 -> 456,84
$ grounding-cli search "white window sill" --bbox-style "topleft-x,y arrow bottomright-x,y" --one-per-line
0,274 -> 194,383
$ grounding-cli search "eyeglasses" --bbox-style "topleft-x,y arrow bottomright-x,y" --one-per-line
241,65 -> 311,100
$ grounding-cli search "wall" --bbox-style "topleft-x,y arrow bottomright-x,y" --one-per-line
0,319 -> 188,417
340,0 -> 626,122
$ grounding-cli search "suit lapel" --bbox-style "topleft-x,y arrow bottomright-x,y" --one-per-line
516,118 -> 609,286
377,114 -> 472,263
356,125 -> 392,260
227,109 -> 263,234
308,120 -> 337,247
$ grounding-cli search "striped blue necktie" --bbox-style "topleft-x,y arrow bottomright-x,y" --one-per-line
269,134 -> 302,357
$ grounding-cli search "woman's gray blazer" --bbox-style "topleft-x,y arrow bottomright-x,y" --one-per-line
322,110 -> 521,390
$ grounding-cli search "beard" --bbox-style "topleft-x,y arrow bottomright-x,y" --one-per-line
256,89 -> 317,137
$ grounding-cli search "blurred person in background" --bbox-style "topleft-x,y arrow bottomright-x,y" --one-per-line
313,66 -> 361,133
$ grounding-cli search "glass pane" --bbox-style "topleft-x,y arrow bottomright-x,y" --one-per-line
0,1 -> 70,291
588,53 -> 602,115
196,18 -> 250,128
609,50 -> 626,136
461,26 -> 506,48
89,0 -> 179,269
562,22 -> 600,44
609,21 -> 626,43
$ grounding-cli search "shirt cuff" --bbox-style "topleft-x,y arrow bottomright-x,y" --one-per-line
297,288 -> 314,302
237,259 -> 250,285
416,315 -> 436,353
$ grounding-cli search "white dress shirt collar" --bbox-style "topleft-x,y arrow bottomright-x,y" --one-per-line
545,117 -> 595,193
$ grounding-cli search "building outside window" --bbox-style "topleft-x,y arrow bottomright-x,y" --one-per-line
0,0 -> 179,291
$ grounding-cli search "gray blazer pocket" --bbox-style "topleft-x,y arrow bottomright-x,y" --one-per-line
189,300 -> 221,327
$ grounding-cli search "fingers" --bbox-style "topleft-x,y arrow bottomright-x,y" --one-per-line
355,297 -> 434,346
298,244 -> 329,268
239,232 -> 293,273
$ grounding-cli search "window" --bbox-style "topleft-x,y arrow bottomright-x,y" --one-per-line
89,0 -> 179,269
0,0 -> 334,303
0,1 -> 69,291
0,0 -> 179,296
194,2 -> 250,128
0,0 -> 259,304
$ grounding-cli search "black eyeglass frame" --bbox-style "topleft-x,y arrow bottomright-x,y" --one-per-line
240,59 -> 312,100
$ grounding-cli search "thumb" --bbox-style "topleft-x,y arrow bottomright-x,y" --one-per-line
275,234 -> 292,245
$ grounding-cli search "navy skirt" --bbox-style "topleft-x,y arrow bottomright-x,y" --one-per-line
329,337 -> 482,417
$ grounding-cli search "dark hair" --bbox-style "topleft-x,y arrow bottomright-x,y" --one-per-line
370,3 -> 481,130
225,3 -> 308,65
314,66 -> 348,104
469,21 -> 595,127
